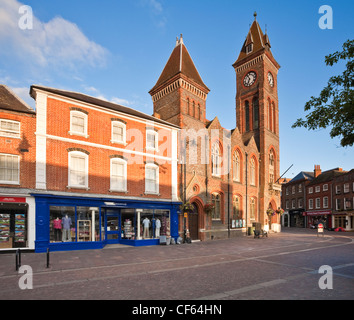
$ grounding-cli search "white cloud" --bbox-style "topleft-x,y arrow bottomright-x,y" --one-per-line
139,0 -> 167,28
0,0 -> 108,69
82,86 -> 133,107
111,97 -> 132,106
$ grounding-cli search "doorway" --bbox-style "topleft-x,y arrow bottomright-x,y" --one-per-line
104,209 -> 121,244
189,203 -> 199,240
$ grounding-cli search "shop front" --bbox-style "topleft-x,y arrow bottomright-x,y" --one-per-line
34,193 -> 180,253
305,210 -> 332,229
333,212 -> 354,231
289,209 -> 306,228
0,196 -> 35,251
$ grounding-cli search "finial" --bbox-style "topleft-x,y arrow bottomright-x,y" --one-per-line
175,34 -> 184,47
254,11 -> 257,20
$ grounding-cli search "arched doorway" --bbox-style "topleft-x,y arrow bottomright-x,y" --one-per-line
189,203 -> 199,240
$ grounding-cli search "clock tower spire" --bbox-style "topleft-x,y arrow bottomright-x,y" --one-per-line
233,14 -> 282,231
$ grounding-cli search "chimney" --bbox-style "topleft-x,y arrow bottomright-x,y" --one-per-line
314,165 -> 322,178
153,112 -> 161,119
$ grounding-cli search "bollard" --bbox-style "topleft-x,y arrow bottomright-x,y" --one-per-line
46,248 -> 50,268
15,249 -> 21,271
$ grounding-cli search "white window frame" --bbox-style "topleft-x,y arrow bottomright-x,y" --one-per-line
315,186 -> 320,193
0,119 -> 20,138
145,163 -> 159,194
323,196 -> 328,208
316,198 -> 321,209
298,198 -> 303,208
146,129 -> 158,151
344,183 -> 349,193
69,110 -> 88,137
298,184 -> 302,193
110,158 -> 127,192
309,199 -> 313,209
336,198 -> 341,211
336,185 -> 341,194
111,121 -> 126,145
68,151 -> 88,189
323,184 -> 328,191
291,199 -> 295,209
246,43 -> 253,54
309,187 -> 313,194
0,153 -> 20,184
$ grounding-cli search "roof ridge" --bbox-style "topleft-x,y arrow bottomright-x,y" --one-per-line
30,85 -> 180,129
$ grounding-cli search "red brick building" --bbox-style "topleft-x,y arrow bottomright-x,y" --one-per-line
149,14 -> 282,240
30,85 -> 180,252
0,85 -> 36,250
305,166 -> 347,229
281,171 -> 314,228
332,169 -> 354,230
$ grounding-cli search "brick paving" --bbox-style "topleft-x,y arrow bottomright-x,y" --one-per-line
0,228 -> 353,301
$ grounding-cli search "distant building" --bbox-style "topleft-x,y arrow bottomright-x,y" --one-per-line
282,165 -> 354,231
332,169 -> 354,230
282,171 -> 314,228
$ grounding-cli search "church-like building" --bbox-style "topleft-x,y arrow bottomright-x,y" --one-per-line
149,13 -> 282,240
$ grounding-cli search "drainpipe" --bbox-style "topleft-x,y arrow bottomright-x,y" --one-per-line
227,144 -> 230,238
245,152 -> 248,235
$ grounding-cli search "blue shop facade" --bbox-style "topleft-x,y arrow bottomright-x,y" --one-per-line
34,193 -> 181,253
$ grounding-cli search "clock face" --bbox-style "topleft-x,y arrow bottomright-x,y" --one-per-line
243,71 -> 257,87
268,72 -> 274,87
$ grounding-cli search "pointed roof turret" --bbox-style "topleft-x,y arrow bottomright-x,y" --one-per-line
233,13 -> 279,69
149,35 -> 209,95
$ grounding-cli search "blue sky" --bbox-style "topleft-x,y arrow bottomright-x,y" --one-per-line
0,0 -> 353,179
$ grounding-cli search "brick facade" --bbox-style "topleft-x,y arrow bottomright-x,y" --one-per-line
150,17 -> 282,240
282,165 -> 354,231
0,85 -> 36,250
31,87 -> 178,201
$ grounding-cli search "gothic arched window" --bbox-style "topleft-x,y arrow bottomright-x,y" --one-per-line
233,150 -> 241,182
245,100 -> 250,132
250,197 -> 256,220
212,193 -> 221,220
250,157 -> 256,186
233,195 -> 240,219
212,142 -> 221,176
269,150 -> 275,183
253,97 -> 259,129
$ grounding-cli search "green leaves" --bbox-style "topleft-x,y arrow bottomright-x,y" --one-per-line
292,39 -> 354,147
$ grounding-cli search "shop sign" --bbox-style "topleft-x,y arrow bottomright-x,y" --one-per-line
0,197 -> 26,203
104,202 -> 127,207
306,210 -> 331,216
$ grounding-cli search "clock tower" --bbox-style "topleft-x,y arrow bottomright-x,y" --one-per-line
233,13 -> 282,230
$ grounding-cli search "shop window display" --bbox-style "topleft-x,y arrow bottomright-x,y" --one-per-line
77,207 -> 99,242
50,206 -> 99,243
0,204 -> 27,249
50,206 -> 75,242
154,210 -> 170,238
140,209 -> 154,239
120,209 -> 170,240
121,208 -> 135,240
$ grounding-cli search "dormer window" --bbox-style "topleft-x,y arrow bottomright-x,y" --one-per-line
246,43 -> 253,54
